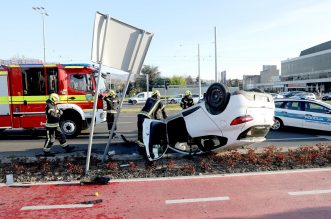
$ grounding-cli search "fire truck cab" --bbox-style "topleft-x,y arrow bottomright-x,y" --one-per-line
0,63 -> 106,137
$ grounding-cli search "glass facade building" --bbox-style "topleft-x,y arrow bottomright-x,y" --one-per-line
280,41 -> 331,93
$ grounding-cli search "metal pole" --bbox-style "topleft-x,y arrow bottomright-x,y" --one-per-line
102,72 -> 132,161
32,7 -> 48,63
42,14 -> 46,63
85,14 -> 109,174
85,63 -> 103,173
146,74 -> 149,97
198,44 -> 201,98
214,26 -> 218,83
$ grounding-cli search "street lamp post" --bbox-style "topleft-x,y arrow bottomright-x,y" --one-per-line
32,7 -> 49,63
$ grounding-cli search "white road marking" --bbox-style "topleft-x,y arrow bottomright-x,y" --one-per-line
288,189 -> 331,196
21,204 -> 93,210
166,196 -> 230,204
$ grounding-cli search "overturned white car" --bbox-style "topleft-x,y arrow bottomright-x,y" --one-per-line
142,83 -> 275,161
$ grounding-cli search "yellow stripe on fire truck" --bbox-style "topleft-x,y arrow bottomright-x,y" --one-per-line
0,96 -> 10,104
8,95 -> 93,104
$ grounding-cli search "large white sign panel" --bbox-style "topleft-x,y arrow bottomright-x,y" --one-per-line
91,12 -> 153,74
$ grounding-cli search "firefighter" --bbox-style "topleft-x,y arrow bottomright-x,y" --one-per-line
180,90 -> 194,109
43,93 -> 74,155
137,90 -> 167,147
103,90 -> 119,138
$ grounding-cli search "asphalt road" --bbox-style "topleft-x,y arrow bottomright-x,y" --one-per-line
0,108 -> 330,158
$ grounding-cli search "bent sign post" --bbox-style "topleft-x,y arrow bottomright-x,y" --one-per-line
86,11 -> 153,174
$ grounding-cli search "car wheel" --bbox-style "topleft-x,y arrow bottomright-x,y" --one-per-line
205,83 -> 230,115
271,118 -> 283,131
132,100 -> 137,105
60,117 -> 82,138
171,99 -> 176,104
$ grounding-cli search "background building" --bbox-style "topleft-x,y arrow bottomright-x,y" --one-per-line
280,40 -> 331,93
243,75 -> 260,90
260,65 -> 279,84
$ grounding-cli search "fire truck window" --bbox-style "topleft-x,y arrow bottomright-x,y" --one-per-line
86,74 -> 93,92
47,68 -> 58,94
21,67 -> 46,96
70,74 -> 88,91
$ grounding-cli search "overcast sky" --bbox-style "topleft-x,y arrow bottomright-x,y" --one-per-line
1,0 -> 331,80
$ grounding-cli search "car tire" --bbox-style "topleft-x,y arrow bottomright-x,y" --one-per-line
60,116 -> 82,138
132,100 -> 137,105
271,118 -> 283,131
171,99 -> 176,104
205,83 -> 230,115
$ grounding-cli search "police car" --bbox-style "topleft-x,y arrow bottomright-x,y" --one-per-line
142,83 -> 275,161
271,99 -> 331,131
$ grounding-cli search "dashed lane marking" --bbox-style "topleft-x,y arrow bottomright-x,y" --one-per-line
20,204 -> 93,210
165,196 -> 230,204
288,189 -> 331,196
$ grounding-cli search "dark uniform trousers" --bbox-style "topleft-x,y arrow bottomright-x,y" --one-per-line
43,126 -> 67,152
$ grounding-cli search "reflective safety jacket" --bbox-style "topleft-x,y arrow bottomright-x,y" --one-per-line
45,99 -> 61,127
180,96 -> 194,109
103,95 -> 119,113
138,97 -> 167,119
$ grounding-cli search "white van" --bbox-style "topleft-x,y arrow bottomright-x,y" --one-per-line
128,92 -> 153,104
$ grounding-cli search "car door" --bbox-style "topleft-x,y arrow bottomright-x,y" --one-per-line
302,102 -> 331,131
280,101 -> 304,128
136,93 -> 146,103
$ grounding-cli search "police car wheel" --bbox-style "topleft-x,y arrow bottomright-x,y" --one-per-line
271,118 -> 283,130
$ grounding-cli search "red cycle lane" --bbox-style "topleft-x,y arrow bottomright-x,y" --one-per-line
0,168 -> 331,219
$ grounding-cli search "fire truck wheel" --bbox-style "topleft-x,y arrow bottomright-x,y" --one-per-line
60,118 -> 82,138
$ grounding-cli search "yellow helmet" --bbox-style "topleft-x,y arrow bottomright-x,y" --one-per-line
49,93 -> 60,103
108,90 -> 116,97
185,90 -> 192,96
152,90 -> 160,97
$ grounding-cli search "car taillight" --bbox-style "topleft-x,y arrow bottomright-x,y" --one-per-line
230,115 -> 253,126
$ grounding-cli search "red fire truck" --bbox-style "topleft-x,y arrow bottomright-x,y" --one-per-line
0,63 -> 106,137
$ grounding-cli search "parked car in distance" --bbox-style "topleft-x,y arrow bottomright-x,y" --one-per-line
128,92 -> 153,104
167,94 -> 184,104
283,91 -> 305,98
270,93 -> 284,99
192,94 -> 203,104
271,99 -> 331,132
291,92 -> 316,100
167,94 -> 203,104
322,93 -> 331,101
